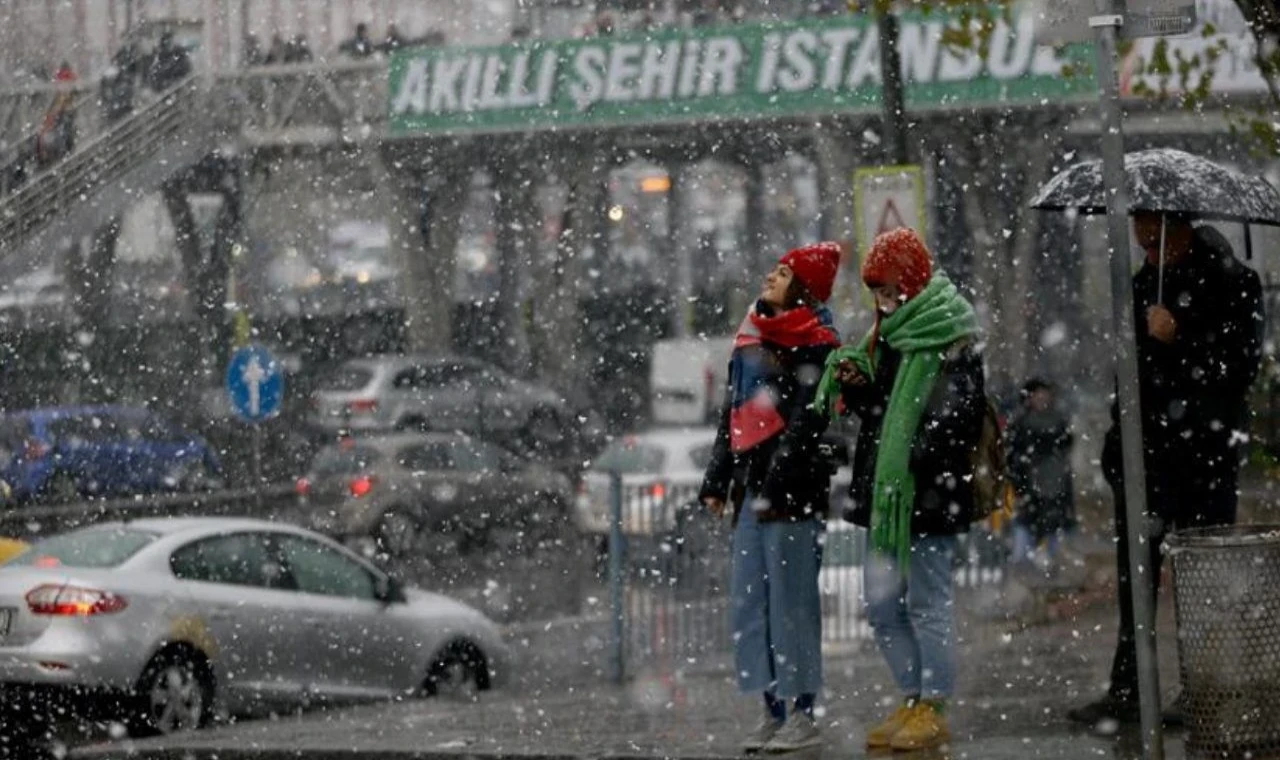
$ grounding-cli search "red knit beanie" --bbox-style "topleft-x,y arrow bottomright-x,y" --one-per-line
861,228 -> 933,300
779,242 -> 841,303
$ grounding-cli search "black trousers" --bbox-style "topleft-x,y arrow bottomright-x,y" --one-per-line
1107,453 -> 1238,703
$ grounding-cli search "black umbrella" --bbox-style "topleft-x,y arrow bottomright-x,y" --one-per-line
1031,148 -> 1280,225
1032,148 -> 1280,301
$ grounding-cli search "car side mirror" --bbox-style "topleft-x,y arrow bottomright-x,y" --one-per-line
375,575 -> 406,605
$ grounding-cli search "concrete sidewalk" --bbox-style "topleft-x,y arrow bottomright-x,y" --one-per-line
77,593 -> 1194,760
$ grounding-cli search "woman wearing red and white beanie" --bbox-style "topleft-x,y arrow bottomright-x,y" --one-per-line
699,242 -> 842,753
813,228 -> 987,751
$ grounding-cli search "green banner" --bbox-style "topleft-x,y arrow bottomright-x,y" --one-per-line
389,12 -> 1094,136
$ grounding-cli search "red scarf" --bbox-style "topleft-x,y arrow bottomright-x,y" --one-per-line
734,303 -> 840,350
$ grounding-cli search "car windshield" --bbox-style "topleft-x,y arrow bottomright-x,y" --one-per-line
311,445 -> 382,477
593,440 -> 666,474
9,527 -> 158,568
319,366 -> 374,392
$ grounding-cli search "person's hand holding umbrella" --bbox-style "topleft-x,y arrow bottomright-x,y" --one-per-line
1146,305 -> 1176,345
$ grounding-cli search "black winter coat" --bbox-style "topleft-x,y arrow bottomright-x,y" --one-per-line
1007,407 -> 1075,537
1102,230 -> 1263,491
843,340 -> 986,536
699,342 -> 836,523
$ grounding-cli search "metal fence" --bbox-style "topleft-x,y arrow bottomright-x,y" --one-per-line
604,476 -> 1010,681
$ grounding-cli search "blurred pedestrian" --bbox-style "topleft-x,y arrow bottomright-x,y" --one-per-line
243,33 -> 264,66
700,243 -> 841,753
101,44 -> 140,123
264,34 -> 287,64
285,35 -> 313,63
340,23 -> 376,58
814,228 -> 984,752
1006,378 -> 1074,568
37,62 -> 78,166
381,23 -> 406,53
145,32 -> 192,92
1068,218 -> 1264,728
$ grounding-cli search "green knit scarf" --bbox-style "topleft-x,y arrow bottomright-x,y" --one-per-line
813,274 -> 977,568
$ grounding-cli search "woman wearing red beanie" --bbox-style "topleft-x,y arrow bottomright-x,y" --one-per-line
812,228 -> 987,751
699,242 -> 841,753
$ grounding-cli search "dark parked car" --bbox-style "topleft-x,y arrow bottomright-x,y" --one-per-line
307,355 -> 578,454
296,432 -> 574,559
0,406 -> 221,503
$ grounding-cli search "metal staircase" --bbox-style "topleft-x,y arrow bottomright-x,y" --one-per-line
0,76 -> 228,262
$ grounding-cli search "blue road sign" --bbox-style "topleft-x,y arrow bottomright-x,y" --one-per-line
226,345 -> 284,423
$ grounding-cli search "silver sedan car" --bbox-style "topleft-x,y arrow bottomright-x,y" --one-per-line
0,518 -> 510,737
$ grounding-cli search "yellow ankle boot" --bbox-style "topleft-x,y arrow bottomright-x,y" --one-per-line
890,703 -> 951,751
865,703 -> 915,749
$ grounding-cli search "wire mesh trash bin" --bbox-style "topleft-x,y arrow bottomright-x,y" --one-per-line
1167,525 -> 1280,759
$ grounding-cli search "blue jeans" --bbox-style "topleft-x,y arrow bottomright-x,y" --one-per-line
730,500 -> 824,698
862,534 -> 958,700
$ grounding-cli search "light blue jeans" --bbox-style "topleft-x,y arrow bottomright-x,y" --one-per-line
862,534 -> 958,700
730,500 -> 825,699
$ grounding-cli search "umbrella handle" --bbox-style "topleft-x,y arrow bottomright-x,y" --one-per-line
1157,213 -> 1166,305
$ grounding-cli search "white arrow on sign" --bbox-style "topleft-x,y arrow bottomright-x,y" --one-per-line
242,355 -> 267,417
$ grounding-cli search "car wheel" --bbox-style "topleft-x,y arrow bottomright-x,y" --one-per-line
131,650 -> 213,737
396,416 -> 428,433
174,461 -> 219,492
522,409 -> 565,452
422,641 -> 490,700
376,509 -> 422,558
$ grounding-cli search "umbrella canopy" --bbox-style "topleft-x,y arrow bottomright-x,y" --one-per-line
1030,148 -> 1280,226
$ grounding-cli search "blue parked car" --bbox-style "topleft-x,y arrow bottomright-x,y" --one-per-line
0,406 -> 222,503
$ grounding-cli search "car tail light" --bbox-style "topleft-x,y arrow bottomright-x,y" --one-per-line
23,439 -> 48,460
26,584 -> 127,616
650,482 -> 667,500
347,399 -> 378,414
349,475 -> 375,498
295,477 -> 312,496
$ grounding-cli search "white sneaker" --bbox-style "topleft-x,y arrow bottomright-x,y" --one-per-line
764,713 -> 822,753
742,710 -> 784,753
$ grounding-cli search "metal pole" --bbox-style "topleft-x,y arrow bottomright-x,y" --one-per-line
1091,3 -> 1164,757
253,424 -> 263,510
876,8 -> 909,165
608,471 -> 625,684
669,163 -> 691,339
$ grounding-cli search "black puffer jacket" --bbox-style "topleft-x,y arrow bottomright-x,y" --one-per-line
699,342 -> 836,523
842,340 -> 986,536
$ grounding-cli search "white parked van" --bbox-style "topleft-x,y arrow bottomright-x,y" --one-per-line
649,336 -> 733,426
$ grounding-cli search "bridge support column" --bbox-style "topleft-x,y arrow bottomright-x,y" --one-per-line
532,154 -> 610,399
812,124 -> 862,330
162,179 -> 227,362
382,158 -> 466,355
492,159 -> 539,373
744,162 -> 768,281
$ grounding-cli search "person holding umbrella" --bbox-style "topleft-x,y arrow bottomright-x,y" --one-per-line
1031,149 -> 1275,728
1068,213 -> 1264,727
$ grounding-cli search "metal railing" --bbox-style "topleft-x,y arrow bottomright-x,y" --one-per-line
0,483 -> 297,542
0,75 -> 214,254
216,60 -> 386,143
603,477 -> 1011,681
